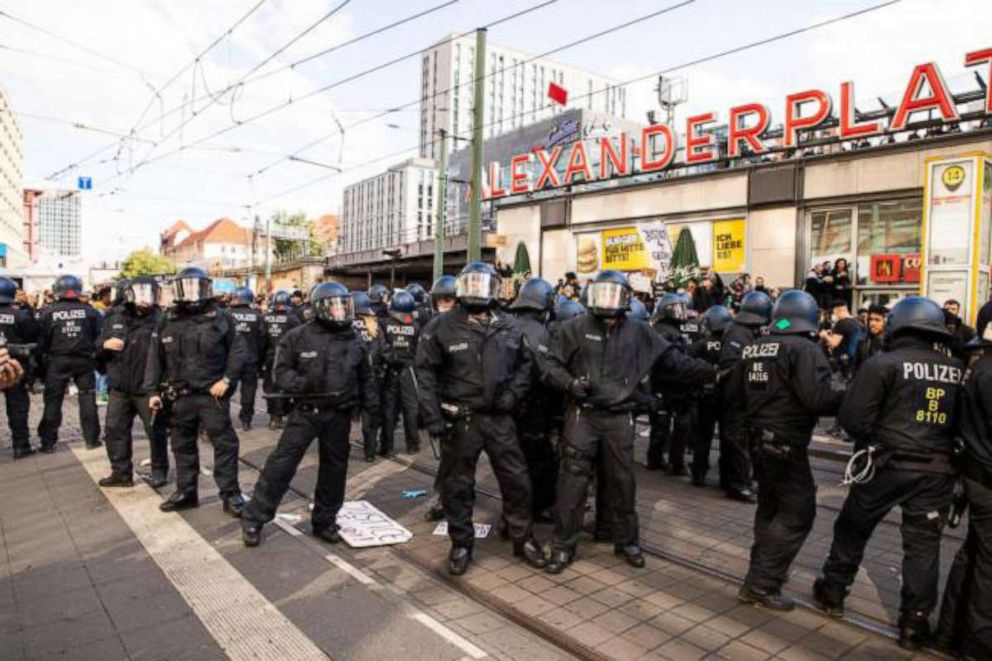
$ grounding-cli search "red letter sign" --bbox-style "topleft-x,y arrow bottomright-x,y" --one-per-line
965,48 -> 992,113
839,82 -> 882,138
640,125 -> 675,172
728,104 -> 769,158
784,90 -> 832,148
534,146 -> 562,190
599,133 -> 629,178
509,154 -> 532,194
891,62 -> 959,131
685,113 -> 718,164
563,142 -> 593,185
488,162 -> 507,199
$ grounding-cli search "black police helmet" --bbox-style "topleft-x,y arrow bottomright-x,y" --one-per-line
271,290 -> 291,311
510,277 -> 554,312
456,262 -> 499,309
112,277 -> 131,306
390,290 -> 417,314
736,291 -> 773,326
770,290 -> 820,335
886,296 -> 951,340
652,292 -> 687,323
0,277 -> 16,304
368,284 -> 389,305
587,270 -> 631,318
628,297 -> 650,322
556,299 -> 587,322
126,276 -> 159,308
53,275 -> 83,301
431,275 -> 457,300
405,282 -> 427,305
232,286 -> 254,306
311,282 -> 354,328
702,304 -> 733,333
351,291 -> 372,316
173,267 -> 212,304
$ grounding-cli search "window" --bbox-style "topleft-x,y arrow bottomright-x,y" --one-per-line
809,209 -> 852,261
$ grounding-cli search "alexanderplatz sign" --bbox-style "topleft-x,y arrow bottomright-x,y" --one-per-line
483,47 -> 992,200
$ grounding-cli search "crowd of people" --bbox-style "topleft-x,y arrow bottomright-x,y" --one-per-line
0,265 -> 989,657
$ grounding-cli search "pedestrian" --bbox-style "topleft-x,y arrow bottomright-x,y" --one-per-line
416,262 -> 546,576
96,277 -> 169,488
261,291 -> 301,430
144,267 -> 247,516
405,282 -> 432,324
690,304 -> 733,487
37,275 -> 103,452
543,271 -> 716,573
813,296 -> 963,650
379,290 -> 422,455
0,277 -> 39,458
241,283 -> 380,547
853,304 -> 887,372
693,275 -> 721,312
730,290 -> 843,611
648,293 -> 696,475
831,258 -> 853,311
943,299 -> 976,349
229,287 -> 264,431
351,291 -> 386,462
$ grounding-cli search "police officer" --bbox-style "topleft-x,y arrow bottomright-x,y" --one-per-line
510,277 -> 558,521
543,271 -> 716,573
690,304 -> 732,487
380,290 -> 422,455
728,290 -> 842,611
430,275 -> 457,315
289,289 -> 307,324
648,293 -> 695,475
242,283 -> 380,547
814,296 -> 963,650
416,262 -> 545,575
261,291 -> 300,429
718,290 -> 772,502
229,286 -> 264,431
144,267 -> 247,516
936,325 -> 992,659
406,282 -> 431,323
38,275 -> 103,451
352,291 -> 386,461
368,283 -> 390,323
0,277 -> 39,458
627,297 -> 650,322
97,277 -> 169,487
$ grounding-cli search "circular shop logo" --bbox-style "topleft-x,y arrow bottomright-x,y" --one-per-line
942,165 -> 966,192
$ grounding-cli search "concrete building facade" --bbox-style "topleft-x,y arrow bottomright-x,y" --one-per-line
0,87 -> 26,268
22,188 -> 82,258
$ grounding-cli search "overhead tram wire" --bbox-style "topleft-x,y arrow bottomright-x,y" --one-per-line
250,0 -> 905,206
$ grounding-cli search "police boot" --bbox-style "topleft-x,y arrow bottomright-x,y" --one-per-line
690,471 -> 706,488
13,446 -> 36,460
98,472 -> 134,488
241,418 -> 252,432
726,488 -> 757,504
614,543 -> 646,568
86,439 -> 103,450
268,416 -> 279,430
898,611 -> 932,651
312,525 -> 342,544
737,584 -> 795,611
498,517 -> 510,540
514,538 -> 548,569
545,548 -> 573,574
38,443 -> 56,454
448,546 -> 472,576
242,522 -> 262,547
222,493 -> 246,518
812,578 -> 846,618
424,498 -> 445,522
150,468 -> 169,489
160,491 -> 199,512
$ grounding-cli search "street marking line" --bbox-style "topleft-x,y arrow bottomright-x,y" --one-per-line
324,553 -> 376,585
71,446 -> 329,661
274,517 -> 304,537
409,612 -> 488,659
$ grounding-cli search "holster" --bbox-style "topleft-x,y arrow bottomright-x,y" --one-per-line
752,428 -> 794,459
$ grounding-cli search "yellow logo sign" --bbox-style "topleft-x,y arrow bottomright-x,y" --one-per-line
942,165 -> 966,192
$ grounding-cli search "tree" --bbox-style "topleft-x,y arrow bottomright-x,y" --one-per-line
120,249 -> 176,278
269,210 -> 323,260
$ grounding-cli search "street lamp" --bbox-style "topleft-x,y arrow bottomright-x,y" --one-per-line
383,247 -> 402,288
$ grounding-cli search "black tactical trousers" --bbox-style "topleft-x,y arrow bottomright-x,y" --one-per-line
648,400 -> 695,470
262,364 -> 289,418
381,367 -> 420,453
937,476 -> 992,658
745,444 -> 817,592
517,404 -> 558,515
718,404 -> 752,492
553,407 -> 638,551
169,394 -> 240,497
692,393 -> 719,481
104,390 -> 169,476
3,382 -> 30,450
821,467 -> 954,618
441,412 -> 533,548
244,408 -> 352,531
237,363 -> 258,423
39,356 -> 100,447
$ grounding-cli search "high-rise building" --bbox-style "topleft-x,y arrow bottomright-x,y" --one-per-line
419,33 -> 627,159
0,87 -> 27,268
340,157 -> 437,254
23,188 -> 82,257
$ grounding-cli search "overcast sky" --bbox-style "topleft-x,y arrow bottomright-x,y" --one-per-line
1,0 -> 990,261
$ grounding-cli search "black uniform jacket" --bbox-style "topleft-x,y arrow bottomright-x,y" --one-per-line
39,300 -> 102,357
229,305 -> 264,365
0,303 -> 40,347
97,307 -> 160,395
959,353 -> 992,471
261,309 -> 301,367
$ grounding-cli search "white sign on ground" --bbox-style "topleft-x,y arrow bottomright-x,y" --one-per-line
432,522 -> 492,539
336,500 -> 412,548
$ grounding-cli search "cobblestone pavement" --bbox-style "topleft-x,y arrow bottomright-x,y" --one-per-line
0,391 -> 948,659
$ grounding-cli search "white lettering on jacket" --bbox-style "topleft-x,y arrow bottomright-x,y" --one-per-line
300,351 -> 318,358
901,362 -> 962,384
742,343 -> 780,359
52,310 -> 87,321
0,314 -> 15,325
448,342 -> 468,353
584,334 -> 602,342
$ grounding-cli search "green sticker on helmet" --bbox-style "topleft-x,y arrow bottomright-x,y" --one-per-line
775,318 -> 791,330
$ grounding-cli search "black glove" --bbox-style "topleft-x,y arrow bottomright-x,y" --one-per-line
569,377 -> 591,399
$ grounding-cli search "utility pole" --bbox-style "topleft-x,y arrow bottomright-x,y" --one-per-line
264,213 -> 272,294
433,128 -> 448,280
467,27 -> 486,264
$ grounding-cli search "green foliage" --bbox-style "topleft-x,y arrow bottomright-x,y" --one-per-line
269,210 -> 323,260
120,249 -> 176,278
671,228 -> 699,270
513,241 -> 531,275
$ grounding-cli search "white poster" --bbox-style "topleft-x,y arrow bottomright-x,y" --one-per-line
336,501 -> 412,548
926,271 -> 968,310
927,160 -> 974,266
635,219 -> 674,280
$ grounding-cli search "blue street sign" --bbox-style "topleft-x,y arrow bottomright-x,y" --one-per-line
77,176 -> 92,190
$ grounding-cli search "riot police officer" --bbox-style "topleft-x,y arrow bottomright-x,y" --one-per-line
936,326 -> 992,658
814,296 -> 963,650
430,275 -> 457,314
649,293 -> 696,475
544,271 -> 715,573
729,290 -> 842,611
406,282 -> 431,323
368,283 -> 390,323
510,277 -> 558,521
97,277 -> 169,487
690,304 -> 732,487
242,282 -> 380,547
380,290 -> 422,455
416,262 -> 545,575
38,275 -> 103,451
229,286 -> 264,431
718,290 -> 772,502
261,291 -> 301,429
352,291 -> 385,461
0,277 -> 39,458
144,267 -> 247,516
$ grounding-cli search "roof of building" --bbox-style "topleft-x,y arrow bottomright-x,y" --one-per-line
174,218 -> 249,250
162,220 -> 193,239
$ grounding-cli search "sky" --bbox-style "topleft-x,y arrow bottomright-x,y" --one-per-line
1,0 -> 990,262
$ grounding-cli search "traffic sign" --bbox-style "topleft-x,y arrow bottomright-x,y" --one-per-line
77,176 -> 93,190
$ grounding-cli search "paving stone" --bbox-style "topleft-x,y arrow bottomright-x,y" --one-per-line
541,585 -> 584,606
62,635 -> 130,661
567,620 -> 613,648
738,626 -> 791,655
595,634 -> 648,661
654,637 -> 707,661
593,585 -> 635,609
454,611 -> 505,636
514,594 -> 555,617
624,622 -> 671,651
536,606 -> 586,631
680,624 -> 731,651
650,611 -> 697,637
713,640 -> 773,661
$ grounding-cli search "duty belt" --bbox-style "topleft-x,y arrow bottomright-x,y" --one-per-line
164,385 -> 208,401
885,450 -> 955,474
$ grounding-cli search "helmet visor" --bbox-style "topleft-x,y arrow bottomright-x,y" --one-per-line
126,283 -> 158,308
666,301 -> 688,321
456,272 -> 498,305
314,295 -> 354,323
587,282 -> 629,313
173,276 -> 212,303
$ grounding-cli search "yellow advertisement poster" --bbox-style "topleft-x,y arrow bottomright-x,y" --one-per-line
713,219 -> 746,272
601,227 -> 649,271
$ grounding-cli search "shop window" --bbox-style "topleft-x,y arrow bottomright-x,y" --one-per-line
855,200 -> 922,285
809,209 -> 852,265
